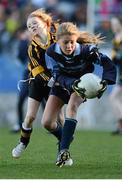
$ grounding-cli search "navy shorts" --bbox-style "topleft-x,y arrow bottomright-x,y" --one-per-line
50,85 -> 70,104
29,79 -> 50,102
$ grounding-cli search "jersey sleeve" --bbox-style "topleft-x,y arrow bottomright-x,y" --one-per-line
99,54 -> 117,85
45,53 -> 60,79
27,43 -> 50,81
84,44 -> 117,84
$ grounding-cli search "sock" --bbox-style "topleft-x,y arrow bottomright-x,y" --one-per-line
60,118 -> 77,151
20,124 -> 32,147
50,122 -> 62,141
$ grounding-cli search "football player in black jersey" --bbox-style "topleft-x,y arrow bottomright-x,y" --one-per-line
12,9 -> 65,159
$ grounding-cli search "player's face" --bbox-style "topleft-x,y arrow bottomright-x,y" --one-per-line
58,35 -> 77,55
27,16 -> 47,36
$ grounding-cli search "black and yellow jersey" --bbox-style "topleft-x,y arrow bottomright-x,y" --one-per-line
28,31 -> 56,81
111,38 -> 122,61
111,36 -> 122,81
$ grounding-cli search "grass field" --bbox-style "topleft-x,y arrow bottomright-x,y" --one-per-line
0,128 -> 122,179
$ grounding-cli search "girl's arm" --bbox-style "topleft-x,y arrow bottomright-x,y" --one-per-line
86,45 -> 117,85
45,53 -> 60,79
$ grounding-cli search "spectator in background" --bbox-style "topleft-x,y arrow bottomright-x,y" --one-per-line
0,8 -> 20,53
0,4 -> 5,52
5,10 -> 20,49
30,0 -> 47,8
109,16 -> 122,135
71,3 -> 87,30
11,25 -> 30,133
95,19 -> 113,43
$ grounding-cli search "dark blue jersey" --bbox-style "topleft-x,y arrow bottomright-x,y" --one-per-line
45,42 -> 116,91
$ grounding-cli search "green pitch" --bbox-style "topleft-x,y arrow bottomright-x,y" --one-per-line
0,128 -> 122,179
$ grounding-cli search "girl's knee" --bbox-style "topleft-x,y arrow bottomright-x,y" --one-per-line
24,115 -> 35,127
42,119 -> 51,130
41,118 -> 56,131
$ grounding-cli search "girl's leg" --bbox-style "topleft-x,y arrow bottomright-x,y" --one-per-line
23,97 -> 40,128
60,92 -> 84,150
42,95 -> 64,141
58,106 -> 65,126
20,97 -> 40,145
12,97 -> 40,158
56,93 -> 84,167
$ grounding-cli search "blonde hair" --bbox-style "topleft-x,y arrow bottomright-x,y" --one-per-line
78,32 -> 104,44
56,22 -> 104,45
56,22 -> 80,40
28,8 -> 52,22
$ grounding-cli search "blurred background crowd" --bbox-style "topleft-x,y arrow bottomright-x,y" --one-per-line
0,0 -> 122,132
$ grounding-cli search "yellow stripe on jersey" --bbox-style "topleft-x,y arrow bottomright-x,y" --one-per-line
32,65 -> 44,77
28,45 -> 36,67
28,63 -> 31,71
39,73 -> 50,81
32,56 -> 39,66
31,40 -> 38,47
28,32 -> 56,79
28,45 -> 39,67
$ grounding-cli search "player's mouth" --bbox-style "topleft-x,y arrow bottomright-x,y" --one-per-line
65,50 -> 72,54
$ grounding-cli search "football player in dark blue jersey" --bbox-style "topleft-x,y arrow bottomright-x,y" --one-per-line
42,22 -> 116,167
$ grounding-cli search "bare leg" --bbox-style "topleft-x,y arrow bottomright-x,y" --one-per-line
56,93 -> 84,167
24,97 -> 40,128
58,106 -> 65,126
42,95 -> 64,130
12,97 -> 41,158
